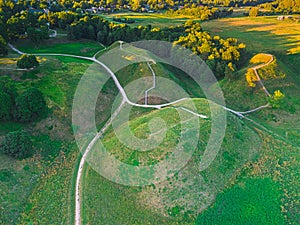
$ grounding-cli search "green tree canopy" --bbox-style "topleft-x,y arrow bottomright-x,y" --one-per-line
0,78 -> 17,121
0,35 -> 8,56
17,54 -> 39,69
0,130 -> 33,159
14,87 -> 48,122
0,91 -> 13,121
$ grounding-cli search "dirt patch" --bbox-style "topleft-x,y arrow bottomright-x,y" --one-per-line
210,28 -> 223,33
137,96 -> 168,105
31,115 -> 73,141
80,47 -> 97,53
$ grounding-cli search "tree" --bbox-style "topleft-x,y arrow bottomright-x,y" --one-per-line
0,91 -> 13,121
0,35 -> 8,56
249,7 -> 259,17
27,26 -> 49,44
14,87 -> 48,122
269,90 -> 285,108
0,130 -> 32,159
224,62 -> 237,79
130,0 -> 141,11
97,30 -> 107,44
17,54 -> 39,69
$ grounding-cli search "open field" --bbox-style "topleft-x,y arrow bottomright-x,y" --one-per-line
15,40 -> 104,57
202,16 -> 300,54
196,178 -> 284,225
100,12 -> 200,27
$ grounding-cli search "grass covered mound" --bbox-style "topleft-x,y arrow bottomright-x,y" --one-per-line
196,178 -> 284,225
83,98 -> 261,224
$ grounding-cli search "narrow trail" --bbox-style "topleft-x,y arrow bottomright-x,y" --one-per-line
145,61 -> 156,105
237,103 -> 270,115
8,43 -> 275,225
119,41 -> 156,105
74,99 -> 125,225
8,43 -> 24,55
251,54 -> 273,97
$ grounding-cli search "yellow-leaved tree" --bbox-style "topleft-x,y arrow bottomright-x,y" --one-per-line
269,90 -> 285,108
245,69 -> 257,87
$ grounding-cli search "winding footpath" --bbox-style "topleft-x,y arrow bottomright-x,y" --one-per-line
252,54 -> 273,97
8,43 -> 273,225
119,41 -> 156,105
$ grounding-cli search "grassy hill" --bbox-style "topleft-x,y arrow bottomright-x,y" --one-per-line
82,98 -> 261,224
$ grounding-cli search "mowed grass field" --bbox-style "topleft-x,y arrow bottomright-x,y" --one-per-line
15,39 -> 104,57
101,12 -> 200,27
202,16 -> 300,54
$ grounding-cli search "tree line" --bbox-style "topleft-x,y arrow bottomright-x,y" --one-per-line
166,5 -> 233,21
260,0 -> 300,14
67,15 -> 247,77
0,5 -> 247,77
174,20 -> 246,79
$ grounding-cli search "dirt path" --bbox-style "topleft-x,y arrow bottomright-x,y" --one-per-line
75,99 -> 125,225
119,41 -> 156,105
251,54 -> 273,97
8,43 -> 24,55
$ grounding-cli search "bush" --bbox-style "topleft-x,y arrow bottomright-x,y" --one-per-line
0,80 -> 17,121
245,68 -> 257,87
17,54 -> 39,69
269,90 -> 285,108
0,91 -> 14,121
14,87 -> 48,122
0,131 -> 33,159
